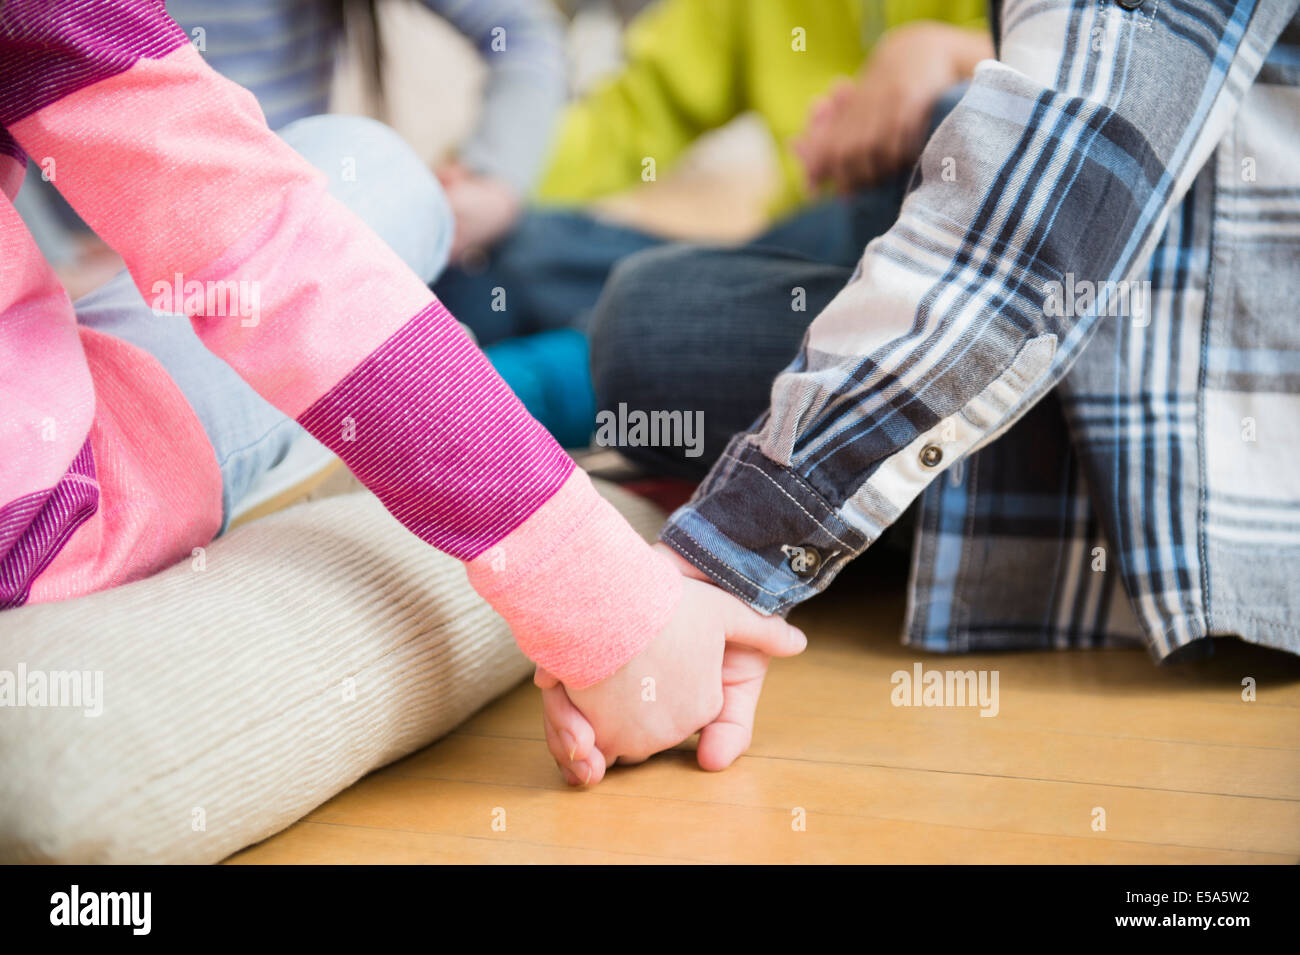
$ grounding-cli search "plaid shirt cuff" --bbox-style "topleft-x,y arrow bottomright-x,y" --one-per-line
660,334 -> 1057,615
659,440 -> 868,614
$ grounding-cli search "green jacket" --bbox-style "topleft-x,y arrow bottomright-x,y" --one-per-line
536,0 -> 987,217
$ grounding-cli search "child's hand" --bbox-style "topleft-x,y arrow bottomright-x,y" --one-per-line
536,545 -> 806,785
435,161 -> 521,263
794,23 -> 991,192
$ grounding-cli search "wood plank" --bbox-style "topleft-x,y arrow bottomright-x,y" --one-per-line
267,774 -> 1289,865
378,733 -> 1300,856
225,578 -> 1300,864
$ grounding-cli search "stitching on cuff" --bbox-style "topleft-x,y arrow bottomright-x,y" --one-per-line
670,522 -> 780,597
664,534 -> 757,605
718,449 -> 855,550
667,521 -> 792,602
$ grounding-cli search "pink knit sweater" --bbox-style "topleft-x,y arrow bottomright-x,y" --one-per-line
0,0 -> 678,687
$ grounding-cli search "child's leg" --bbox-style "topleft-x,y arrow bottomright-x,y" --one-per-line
72,114 -> 453,531
589,244 -> 853,479
0,480 -> 668,862
433,208 -> 664,345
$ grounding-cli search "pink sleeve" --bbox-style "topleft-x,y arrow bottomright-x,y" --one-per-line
466,469 -> 682,687
0,0 -> 678,680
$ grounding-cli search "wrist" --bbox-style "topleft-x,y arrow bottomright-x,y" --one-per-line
652,541 -> 709,582
466,469 -> 682,688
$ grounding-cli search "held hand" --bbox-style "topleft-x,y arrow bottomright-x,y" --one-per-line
649,545 -> 786,771
537,545 -> 806,785
436,162 -> 522,263
794,23 -> 991,193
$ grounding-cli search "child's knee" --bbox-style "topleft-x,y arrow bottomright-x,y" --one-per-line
589,245 -> 695,392
279,114 -> 453,284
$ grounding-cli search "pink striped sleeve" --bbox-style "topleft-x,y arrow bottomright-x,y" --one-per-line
1,2 -> 565,559
296,300 -> 575,559
0,0 -> 680,678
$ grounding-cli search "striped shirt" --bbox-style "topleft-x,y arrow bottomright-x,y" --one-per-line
662,0 -> 1300,661
165,0 -> 567,192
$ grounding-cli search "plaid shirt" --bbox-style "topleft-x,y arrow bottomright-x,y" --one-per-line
661,0 -> 1300,661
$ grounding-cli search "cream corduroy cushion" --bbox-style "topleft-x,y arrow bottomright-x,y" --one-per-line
0,480 -> 665,863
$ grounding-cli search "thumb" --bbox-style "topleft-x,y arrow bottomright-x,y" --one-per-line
717,594 -> 807,657
696,646 -> 770,772
533,665 -> 560,689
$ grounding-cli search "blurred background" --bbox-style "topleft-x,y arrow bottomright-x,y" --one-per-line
28,0 -> 779,300
333,0 -> 778,243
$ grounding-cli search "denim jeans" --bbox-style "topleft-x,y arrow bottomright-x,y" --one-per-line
431,174 -> 908,449
583,84 -> 971,477
589,245 -> 855,479
72,114 -> 454,531
433,176 -> 908,347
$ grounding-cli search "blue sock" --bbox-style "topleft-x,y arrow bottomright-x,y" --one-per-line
485,329 -> 596,449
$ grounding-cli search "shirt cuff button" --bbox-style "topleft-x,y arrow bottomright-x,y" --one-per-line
781,544 -> 822,578
920,444 -> 944,468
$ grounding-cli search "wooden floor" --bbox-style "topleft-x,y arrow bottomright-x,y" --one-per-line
226,562 -> 1300,864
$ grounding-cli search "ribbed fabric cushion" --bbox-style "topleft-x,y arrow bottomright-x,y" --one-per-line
0,480 -> 665,863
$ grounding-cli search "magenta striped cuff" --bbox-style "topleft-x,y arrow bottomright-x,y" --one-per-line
297,299 -> 576,560
0,439 -> 98,610
0,0 -> 188,127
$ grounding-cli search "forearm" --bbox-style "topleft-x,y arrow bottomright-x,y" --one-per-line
0,1 -> 675,682
661,0 -> 1298,613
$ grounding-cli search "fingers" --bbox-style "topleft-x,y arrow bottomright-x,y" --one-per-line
543,711 -> 608,785
541,682 -> 596,761
794,116 -> 835,190
798,77 -> 861,191
540,683 -> 607,785
696,646 -> 770,771
828,77 -> 855,109
799,141 -> 830,191
535,660 -> 600,789
543,718 -> 581,785
572,741 -> 608,786
838,112 -> 901,191
544,715 -> 607,786
716,591 -> 807,657
809,91 -> 836,125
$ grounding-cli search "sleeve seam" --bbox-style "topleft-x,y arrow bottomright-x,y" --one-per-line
718,447 -> 857,551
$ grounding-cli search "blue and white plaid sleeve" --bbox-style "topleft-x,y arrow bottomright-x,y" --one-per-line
659,0 -> 1300,614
